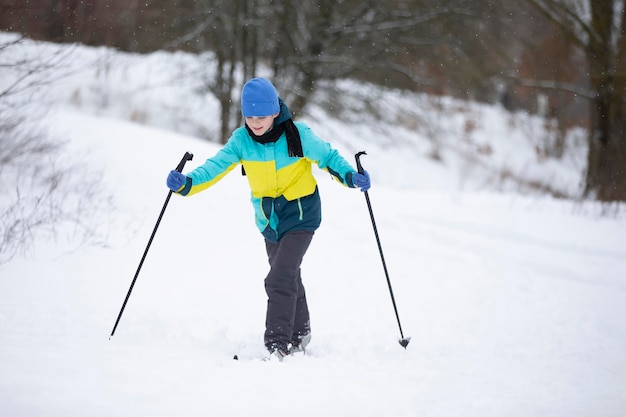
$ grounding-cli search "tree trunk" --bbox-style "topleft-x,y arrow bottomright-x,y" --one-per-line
584,0 -> 626,201
215,52 -> 232,144
586,95 -> 626,200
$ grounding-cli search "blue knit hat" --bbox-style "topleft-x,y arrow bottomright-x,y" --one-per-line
241,78 -> 280,117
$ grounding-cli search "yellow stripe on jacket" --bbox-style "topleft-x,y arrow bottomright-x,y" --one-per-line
242,158 -> 317,200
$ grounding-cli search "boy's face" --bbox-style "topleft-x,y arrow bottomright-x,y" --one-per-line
245,113 -> 279,136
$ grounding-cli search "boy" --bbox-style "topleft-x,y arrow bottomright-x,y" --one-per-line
167,78 -> 370,360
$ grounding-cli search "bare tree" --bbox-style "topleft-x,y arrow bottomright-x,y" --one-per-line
2,1 -> 530,143
0,35 -> 110,264
524,0 -> 626,201
269,0 -> 492,114
154,0 -> 504,138
160,0 -> 262,143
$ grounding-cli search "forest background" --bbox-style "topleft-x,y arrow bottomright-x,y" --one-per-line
1,0 -> 625,201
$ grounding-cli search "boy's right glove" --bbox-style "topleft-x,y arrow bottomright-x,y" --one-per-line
166,170 -> 187,191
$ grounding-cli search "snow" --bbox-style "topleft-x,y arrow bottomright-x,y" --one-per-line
1,35 -> 626,416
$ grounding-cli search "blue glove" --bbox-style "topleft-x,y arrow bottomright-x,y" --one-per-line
352,170 -> 371,192
167,170 -> 187,191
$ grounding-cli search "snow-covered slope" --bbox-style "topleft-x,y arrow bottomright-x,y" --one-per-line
1,34 -> 625,417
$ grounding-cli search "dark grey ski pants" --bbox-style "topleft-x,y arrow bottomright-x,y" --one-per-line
264,230 -> 313,350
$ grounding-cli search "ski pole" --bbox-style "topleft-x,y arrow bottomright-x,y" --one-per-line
355,151 -> 410,349
109,151 -> 193,339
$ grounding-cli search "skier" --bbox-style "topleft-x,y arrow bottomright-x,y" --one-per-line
166,77 -> 370,360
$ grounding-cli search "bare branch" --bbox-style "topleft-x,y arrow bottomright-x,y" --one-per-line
524,0 -> 595,49
499,73 -> 596,99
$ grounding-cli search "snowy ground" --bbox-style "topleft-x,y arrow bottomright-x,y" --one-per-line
1,35 -> 626,416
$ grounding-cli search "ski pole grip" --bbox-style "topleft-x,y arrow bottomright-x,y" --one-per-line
175,151 -> 194,172
355,151 -> 367,174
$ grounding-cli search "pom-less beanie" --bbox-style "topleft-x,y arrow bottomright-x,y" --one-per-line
241,78 -> 280,117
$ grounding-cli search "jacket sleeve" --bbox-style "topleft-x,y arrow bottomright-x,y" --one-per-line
178,134 -> 242,196
297,122 -> 358,188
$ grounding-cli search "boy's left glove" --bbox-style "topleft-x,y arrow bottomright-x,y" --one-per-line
352,170 -> 371,192
167,170 -> 187,191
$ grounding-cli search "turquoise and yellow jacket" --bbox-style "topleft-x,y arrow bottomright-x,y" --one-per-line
176,113 -> 357,242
